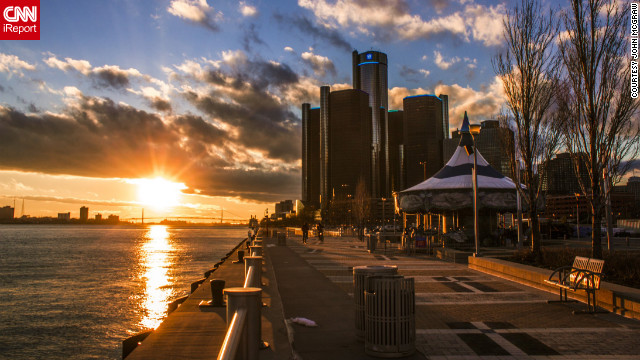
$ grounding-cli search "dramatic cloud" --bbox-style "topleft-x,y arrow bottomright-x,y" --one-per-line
273,13 -> 352,52
297,0 -> 505,46
301,50 -> 336,77
0,95 -> 299,202
388,77 -> 506,130
167,0 -> 221,32
0,53 -> 36,77
173,52 -> 301,162
44,55 -> 144,89
239,1 -> 258,17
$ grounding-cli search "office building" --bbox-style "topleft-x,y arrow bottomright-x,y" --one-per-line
329,89 -> 372,200
541,152 -> 590,195
403,95 -> 444,188
388,110 -> 404,192
439,94 -> 449,139
320,86 -> 331,209
353,50 -> 389,197
0,206 -> 14,219
301,104 -> 320,208
58,212 -> 70,220
80,206 -> 89,222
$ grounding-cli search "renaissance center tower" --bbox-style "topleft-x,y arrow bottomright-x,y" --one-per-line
352,50 -> 389,198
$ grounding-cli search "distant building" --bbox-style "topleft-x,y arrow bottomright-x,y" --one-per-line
443,120 -> 513,178
541,152 -> 590,195
275,200 -> 294,217
80,206 -> 89,222
353,50 -> 389,197
107,215 -> 119,223
301,104 -> 321,208
628,176 -> 640,202
95,214 -> 102,221
388,110 -> 404,192
438,94 -> 449,140
403,94 -> 444,188
0,206 -> 14,219
58,212 -> 71,220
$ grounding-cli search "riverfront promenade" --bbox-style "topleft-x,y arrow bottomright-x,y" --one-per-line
128,234 -> 640,359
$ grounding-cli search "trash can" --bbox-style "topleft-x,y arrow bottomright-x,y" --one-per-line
353,265 -> 398,339
277,232 -> 286,246
367,235 -> 377,252
364,275 -> 415,358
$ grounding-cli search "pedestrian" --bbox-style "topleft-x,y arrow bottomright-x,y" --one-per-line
301,223 -> 309,244
317,222 -> 324,243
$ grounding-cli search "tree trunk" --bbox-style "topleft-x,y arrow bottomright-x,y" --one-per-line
591,188 -> 603,259
529,187 -> 541,256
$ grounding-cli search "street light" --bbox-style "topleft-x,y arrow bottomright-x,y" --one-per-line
574,193 -> 580,240
462,112 -> 481,257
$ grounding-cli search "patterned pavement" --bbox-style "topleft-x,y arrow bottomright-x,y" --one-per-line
286,235 -> 640,359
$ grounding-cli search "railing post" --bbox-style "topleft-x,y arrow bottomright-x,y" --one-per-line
222,287 -> 262,360
210,279 -> 225,307
249,245 -> 262,257
244,256 -> 262,288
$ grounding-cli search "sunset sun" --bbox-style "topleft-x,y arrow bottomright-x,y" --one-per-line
135,177 -> 187,210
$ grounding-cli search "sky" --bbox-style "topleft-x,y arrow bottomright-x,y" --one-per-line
0,0 -> 635,222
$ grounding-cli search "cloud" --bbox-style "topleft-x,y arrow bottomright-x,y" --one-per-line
297,0 -> 505,46
398,65 -> 429,82
167,0 -> 221,32
301,50 -> 336,77
273,13 -> 352,51
44,55 -> 144,89
242,23 -> 266,51
0,53 -> 36,77
0,95 -> 299,202
284,46 -> 295,53
388,77 -> 506,131
173,52 -> 301,162
433,50 -> 460,70
239,1 -> 258,17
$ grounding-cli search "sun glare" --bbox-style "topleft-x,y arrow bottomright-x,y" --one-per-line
135,177 -> 187,210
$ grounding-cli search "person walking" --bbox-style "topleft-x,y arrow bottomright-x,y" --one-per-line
317,222 -> 324,243
301,223 -> 309,244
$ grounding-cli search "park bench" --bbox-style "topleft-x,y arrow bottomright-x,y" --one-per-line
544,256 -> 605,313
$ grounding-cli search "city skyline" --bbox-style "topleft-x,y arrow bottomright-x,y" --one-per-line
1,0 -> 638,220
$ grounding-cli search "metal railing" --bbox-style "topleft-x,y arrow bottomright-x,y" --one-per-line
217,237 -> 264,360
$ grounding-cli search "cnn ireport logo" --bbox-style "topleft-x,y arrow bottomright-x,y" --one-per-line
1,0 -> 40,40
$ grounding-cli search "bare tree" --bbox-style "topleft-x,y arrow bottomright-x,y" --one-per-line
352,177 -> 371,241
556,0 -> 640,258
493,0 -> 562,257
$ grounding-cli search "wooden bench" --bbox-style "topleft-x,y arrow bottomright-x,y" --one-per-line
544,256 -> 605,313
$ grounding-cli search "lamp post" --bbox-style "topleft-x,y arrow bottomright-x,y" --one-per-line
462,112 -> 481,257
574,193 -> 580,240
470,124 -> 481,257
419,161 -> 427,181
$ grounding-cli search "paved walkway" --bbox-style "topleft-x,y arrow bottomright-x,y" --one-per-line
270,235 -> 640,360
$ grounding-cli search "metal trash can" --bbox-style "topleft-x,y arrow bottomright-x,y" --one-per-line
277,232 -> 286,246
353,265 -> 398,339
364,275 -> 415,358
367,235 -> 377,252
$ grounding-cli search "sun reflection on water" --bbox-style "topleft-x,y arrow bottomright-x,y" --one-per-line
139,225 -> 174,329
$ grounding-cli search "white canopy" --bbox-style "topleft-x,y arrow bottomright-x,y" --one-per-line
398,112 -> 520,213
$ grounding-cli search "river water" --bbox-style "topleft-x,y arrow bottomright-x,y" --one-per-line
0,225 -> 247,359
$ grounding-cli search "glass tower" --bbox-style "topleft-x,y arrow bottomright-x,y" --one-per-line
353,50 -> 389,198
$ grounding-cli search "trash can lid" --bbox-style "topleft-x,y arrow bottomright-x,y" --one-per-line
353,265 -> 398,274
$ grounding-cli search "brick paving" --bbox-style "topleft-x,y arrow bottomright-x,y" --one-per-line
278,235 -> 640,359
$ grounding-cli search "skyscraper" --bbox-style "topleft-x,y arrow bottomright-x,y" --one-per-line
80,206 -> 89,222
329,89 -> 372,200
319,85 -> 331,209
301,104 -> 320,208
353,50 -> 389,197
438,94 -> 449,139
403,94 -> 444,188
388,110 -> 404,192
